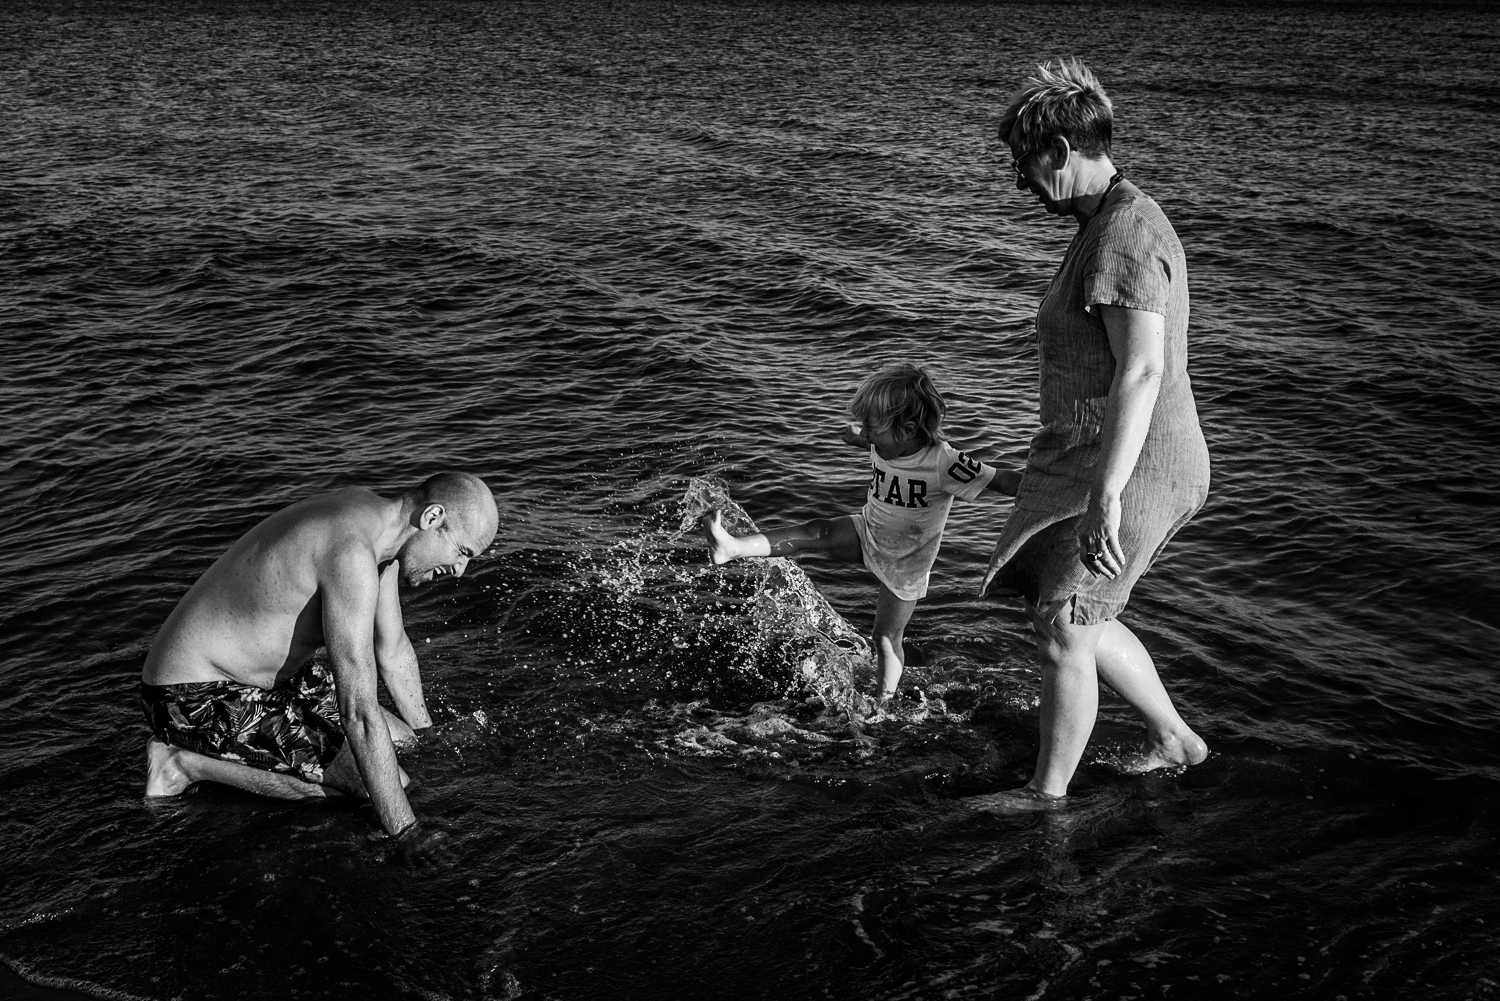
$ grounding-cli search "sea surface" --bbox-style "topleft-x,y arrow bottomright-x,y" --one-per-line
2,1 -> 1499,998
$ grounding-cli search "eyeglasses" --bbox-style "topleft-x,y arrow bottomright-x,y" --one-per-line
1010,147 -> 1044,178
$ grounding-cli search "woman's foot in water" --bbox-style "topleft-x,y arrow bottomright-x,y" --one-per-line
968,783 -> 1067,814
1116,727 -> 1209,774
144,737 -> 193,797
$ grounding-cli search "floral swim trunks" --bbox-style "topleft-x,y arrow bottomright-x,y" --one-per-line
140,660 -> 345,783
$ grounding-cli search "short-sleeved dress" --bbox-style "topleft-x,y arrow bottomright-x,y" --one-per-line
981,178 -> 1210,625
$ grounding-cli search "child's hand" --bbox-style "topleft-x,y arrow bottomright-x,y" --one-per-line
840,424 -> 869,448
986,468 -> 1023,497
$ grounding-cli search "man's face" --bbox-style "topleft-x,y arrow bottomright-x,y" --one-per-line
398,523 -> 479,588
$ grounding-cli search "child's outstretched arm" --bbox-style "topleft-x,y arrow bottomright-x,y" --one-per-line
840,424 -> 870,449
949,444 -> 1022,498
985,466 -> 1023,497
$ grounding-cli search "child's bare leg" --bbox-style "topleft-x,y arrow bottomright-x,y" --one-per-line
701,510 -> 862,564
872,584 -> 918,701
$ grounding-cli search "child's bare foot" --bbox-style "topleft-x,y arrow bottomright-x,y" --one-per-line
144,738 -> 192,797
1115,728 -> 1209,774
700,509 -> 741,565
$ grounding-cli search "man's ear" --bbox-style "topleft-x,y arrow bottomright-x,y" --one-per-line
418,503 -> 446,531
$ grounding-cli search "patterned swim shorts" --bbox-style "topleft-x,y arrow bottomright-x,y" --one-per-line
140,660 -> 345,783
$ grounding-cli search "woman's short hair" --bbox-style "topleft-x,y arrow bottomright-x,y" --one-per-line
998,58 -> 1113,158
849,364 -> 947,448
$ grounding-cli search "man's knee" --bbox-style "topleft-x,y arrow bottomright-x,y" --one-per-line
321,745 -> 365,797
383,709 -> 417,748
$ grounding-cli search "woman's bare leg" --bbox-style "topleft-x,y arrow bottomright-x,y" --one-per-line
971,610 -> 1105,812
1094,618 -> 1207,771
872,584 -> 918,701
974,610 -> 1208,813
701,510 -> 862,564
1019,613 -> 1207,798
1023,610 -> 1109,798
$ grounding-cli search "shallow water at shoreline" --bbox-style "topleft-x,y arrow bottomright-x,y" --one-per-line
3,0 -> 1500,998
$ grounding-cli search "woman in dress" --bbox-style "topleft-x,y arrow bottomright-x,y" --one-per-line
982,59 -> 1210,806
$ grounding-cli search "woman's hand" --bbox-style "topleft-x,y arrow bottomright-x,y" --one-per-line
1078,490 -> 1124,579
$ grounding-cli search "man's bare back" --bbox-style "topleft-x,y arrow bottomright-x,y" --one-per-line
141,472 -> 498,848
145,488 -> 398,689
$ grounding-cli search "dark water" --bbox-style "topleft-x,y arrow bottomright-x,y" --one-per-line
3,0 -> 1500,998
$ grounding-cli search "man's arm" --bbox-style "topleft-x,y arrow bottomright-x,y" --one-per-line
374,560 -> 432,731
323,546 -> 417,837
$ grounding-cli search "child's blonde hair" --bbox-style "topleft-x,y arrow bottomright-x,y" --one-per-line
849,363 -> 947,448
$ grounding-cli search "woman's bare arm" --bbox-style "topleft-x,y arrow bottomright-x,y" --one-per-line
1080,303 -> 1166,578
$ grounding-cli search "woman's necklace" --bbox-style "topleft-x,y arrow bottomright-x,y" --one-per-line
1085,171 -> 1126,223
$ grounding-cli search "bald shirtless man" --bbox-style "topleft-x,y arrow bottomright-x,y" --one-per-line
141,471 -> 499,853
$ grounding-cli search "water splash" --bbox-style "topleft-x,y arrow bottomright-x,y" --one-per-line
455,475 -> 1029,781
675,473 -> 872,715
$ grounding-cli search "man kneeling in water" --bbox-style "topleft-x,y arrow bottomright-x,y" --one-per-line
141,471 -> 498,856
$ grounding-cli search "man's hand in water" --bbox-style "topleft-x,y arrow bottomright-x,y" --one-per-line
391,820 -> 451,866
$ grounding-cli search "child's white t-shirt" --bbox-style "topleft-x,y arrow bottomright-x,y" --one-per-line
854,441 -> 997,600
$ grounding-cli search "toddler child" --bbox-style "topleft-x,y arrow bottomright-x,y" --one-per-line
702,363 -> 1020,705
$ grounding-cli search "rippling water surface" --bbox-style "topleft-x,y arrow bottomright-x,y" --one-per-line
3,1 -> 1499,998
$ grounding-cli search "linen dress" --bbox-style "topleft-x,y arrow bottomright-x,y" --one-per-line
981,178 -> 1210,624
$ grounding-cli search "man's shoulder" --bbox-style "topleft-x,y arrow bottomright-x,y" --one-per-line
245,488 -> 384,579
314,524 -> 382,584
292,486 -> 385,522
282,487 -> 383,536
